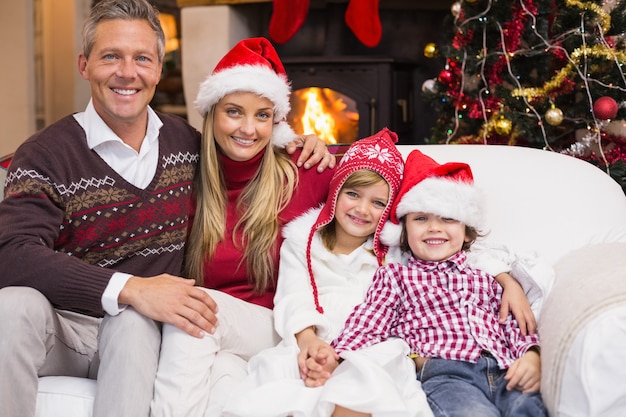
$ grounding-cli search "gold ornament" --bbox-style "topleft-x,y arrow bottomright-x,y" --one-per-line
423,43 -> 439,59
494,116 -> 512,136
545,107 -> 564,126
465,0 -> 478,3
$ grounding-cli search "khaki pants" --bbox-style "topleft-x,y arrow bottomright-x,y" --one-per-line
0,286 -> 162,417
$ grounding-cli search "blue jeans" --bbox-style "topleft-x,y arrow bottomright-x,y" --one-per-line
417,353 -> 548,417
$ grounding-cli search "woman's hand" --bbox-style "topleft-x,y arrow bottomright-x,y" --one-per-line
285,134 -> 336,172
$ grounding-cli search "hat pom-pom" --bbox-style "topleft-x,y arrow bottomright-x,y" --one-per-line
272,121 -> 297,148
380,221 -> 403,247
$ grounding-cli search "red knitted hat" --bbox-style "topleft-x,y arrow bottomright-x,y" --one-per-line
306,127 -> 404,313
194,37 -> 295,146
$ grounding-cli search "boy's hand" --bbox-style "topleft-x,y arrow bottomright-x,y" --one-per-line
302,348 -> 340,387
504,348 -> 541,393
295,327 -> 339,386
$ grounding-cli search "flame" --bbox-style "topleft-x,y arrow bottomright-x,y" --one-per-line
301,89 -> 338,144
290,87 -> 359,144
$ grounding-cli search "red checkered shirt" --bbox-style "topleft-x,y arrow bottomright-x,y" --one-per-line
332,251 -> 539,370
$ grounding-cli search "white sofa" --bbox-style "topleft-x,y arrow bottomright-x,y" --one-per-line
3,144 -> 626,416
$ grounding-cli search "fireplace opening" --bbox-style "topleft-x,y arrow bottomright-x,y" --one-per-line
290,87 -> 358,144
284,56 -> 415,145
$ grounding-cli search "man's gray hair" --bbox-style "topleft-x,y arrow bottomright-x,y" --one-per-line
82,0 -> 166,62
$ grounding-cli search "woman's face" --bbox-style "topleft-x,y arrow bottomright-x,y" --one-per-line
212,91 -> 275,161
404,212 -> 470,262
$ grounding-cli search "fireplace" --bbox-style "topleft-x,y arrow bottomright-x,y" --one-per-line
271,1 -> 452,145
283,56 -> 415,144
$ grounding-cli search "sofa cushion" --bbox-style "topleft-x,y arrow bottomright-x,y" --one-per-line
540,242 -> 626,417
36,376 -> 95,417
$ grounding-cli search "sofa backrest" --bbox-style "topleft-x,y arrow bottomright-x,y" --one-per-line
400,145 -> 626,265
3,145 -> 625,265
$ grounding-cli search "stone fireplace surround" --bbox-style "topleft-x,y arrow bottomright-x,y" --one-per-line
179,0 -> 453,143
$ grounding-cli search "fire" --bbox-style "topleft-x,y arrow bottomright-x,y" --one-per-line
301,89 -> 338,144
290,87 -> 359,144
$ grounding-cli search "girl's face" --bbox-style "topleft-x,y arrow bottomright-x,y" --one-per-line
213,91 -> 275,161
333,181 -> 389,254
405,212 -> 470,262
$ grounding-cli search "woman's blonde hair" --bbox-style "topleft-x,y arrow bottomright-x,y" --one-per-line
185,109 -> 298,293
319,169 -> 387,252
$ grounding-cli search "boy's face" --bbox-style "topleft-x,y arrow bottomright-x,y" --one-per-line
405,212 -> 470,262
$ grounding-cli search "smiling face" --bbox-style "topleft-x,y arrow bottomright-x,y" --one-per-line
77,18 -> 162,138
404,212 -> 470,262
333,179 -> 389,254
212,92 -> 275,162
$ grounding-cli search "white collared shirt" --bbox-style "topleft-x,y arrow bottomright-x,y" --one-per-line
73,100 -> 163,315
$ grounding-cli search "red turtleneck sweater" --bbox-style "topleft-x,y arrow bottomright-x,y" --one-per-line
203,149 -> 334,309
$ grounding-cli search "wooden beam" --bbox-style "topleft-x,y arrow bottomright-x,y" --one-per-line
177,0 -> 270,7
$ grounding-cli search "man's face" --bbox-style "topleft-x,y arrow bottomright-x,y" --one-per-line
78,19 -> 162,137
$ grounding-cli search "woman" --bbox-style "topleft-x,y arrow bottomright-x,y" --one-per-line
150,37 -> 337,417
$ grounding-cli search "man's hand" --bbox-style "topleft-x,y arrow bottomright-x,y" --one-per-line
285,134 -> 336,172
119,275 -> 218,338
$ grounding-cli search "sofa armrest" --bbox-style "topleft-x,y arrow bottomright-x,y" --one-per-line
540,243 -> 626,416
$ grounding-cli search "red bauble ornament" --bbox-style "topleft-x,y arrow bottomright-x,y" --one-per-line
438,70 -> 453,85
593,96 -> 619,120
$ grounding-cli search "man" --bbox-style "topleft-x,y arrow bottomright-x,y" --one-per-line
0,0 -> 333,416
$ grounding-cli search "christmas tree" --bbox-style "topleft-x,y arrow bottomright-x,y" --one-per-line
422,0 -> 626,193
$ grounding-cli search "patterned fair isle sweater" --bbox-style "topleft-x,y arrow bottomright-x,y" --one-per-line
0,113 -> 200,317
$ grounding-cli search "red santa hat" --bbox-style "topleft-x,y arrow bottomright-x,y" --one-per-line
194,37 -> 295,146
382,149 -> 484,246
306,128 -> 404,313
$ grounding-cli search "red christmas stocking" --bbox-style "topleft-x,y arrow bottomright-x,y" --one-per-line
269,0 -> 310,44
345,0 -> 382,48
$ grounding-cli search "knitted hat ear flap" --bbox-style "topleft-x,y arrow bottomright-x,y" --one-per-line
305,227 -> 324,314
